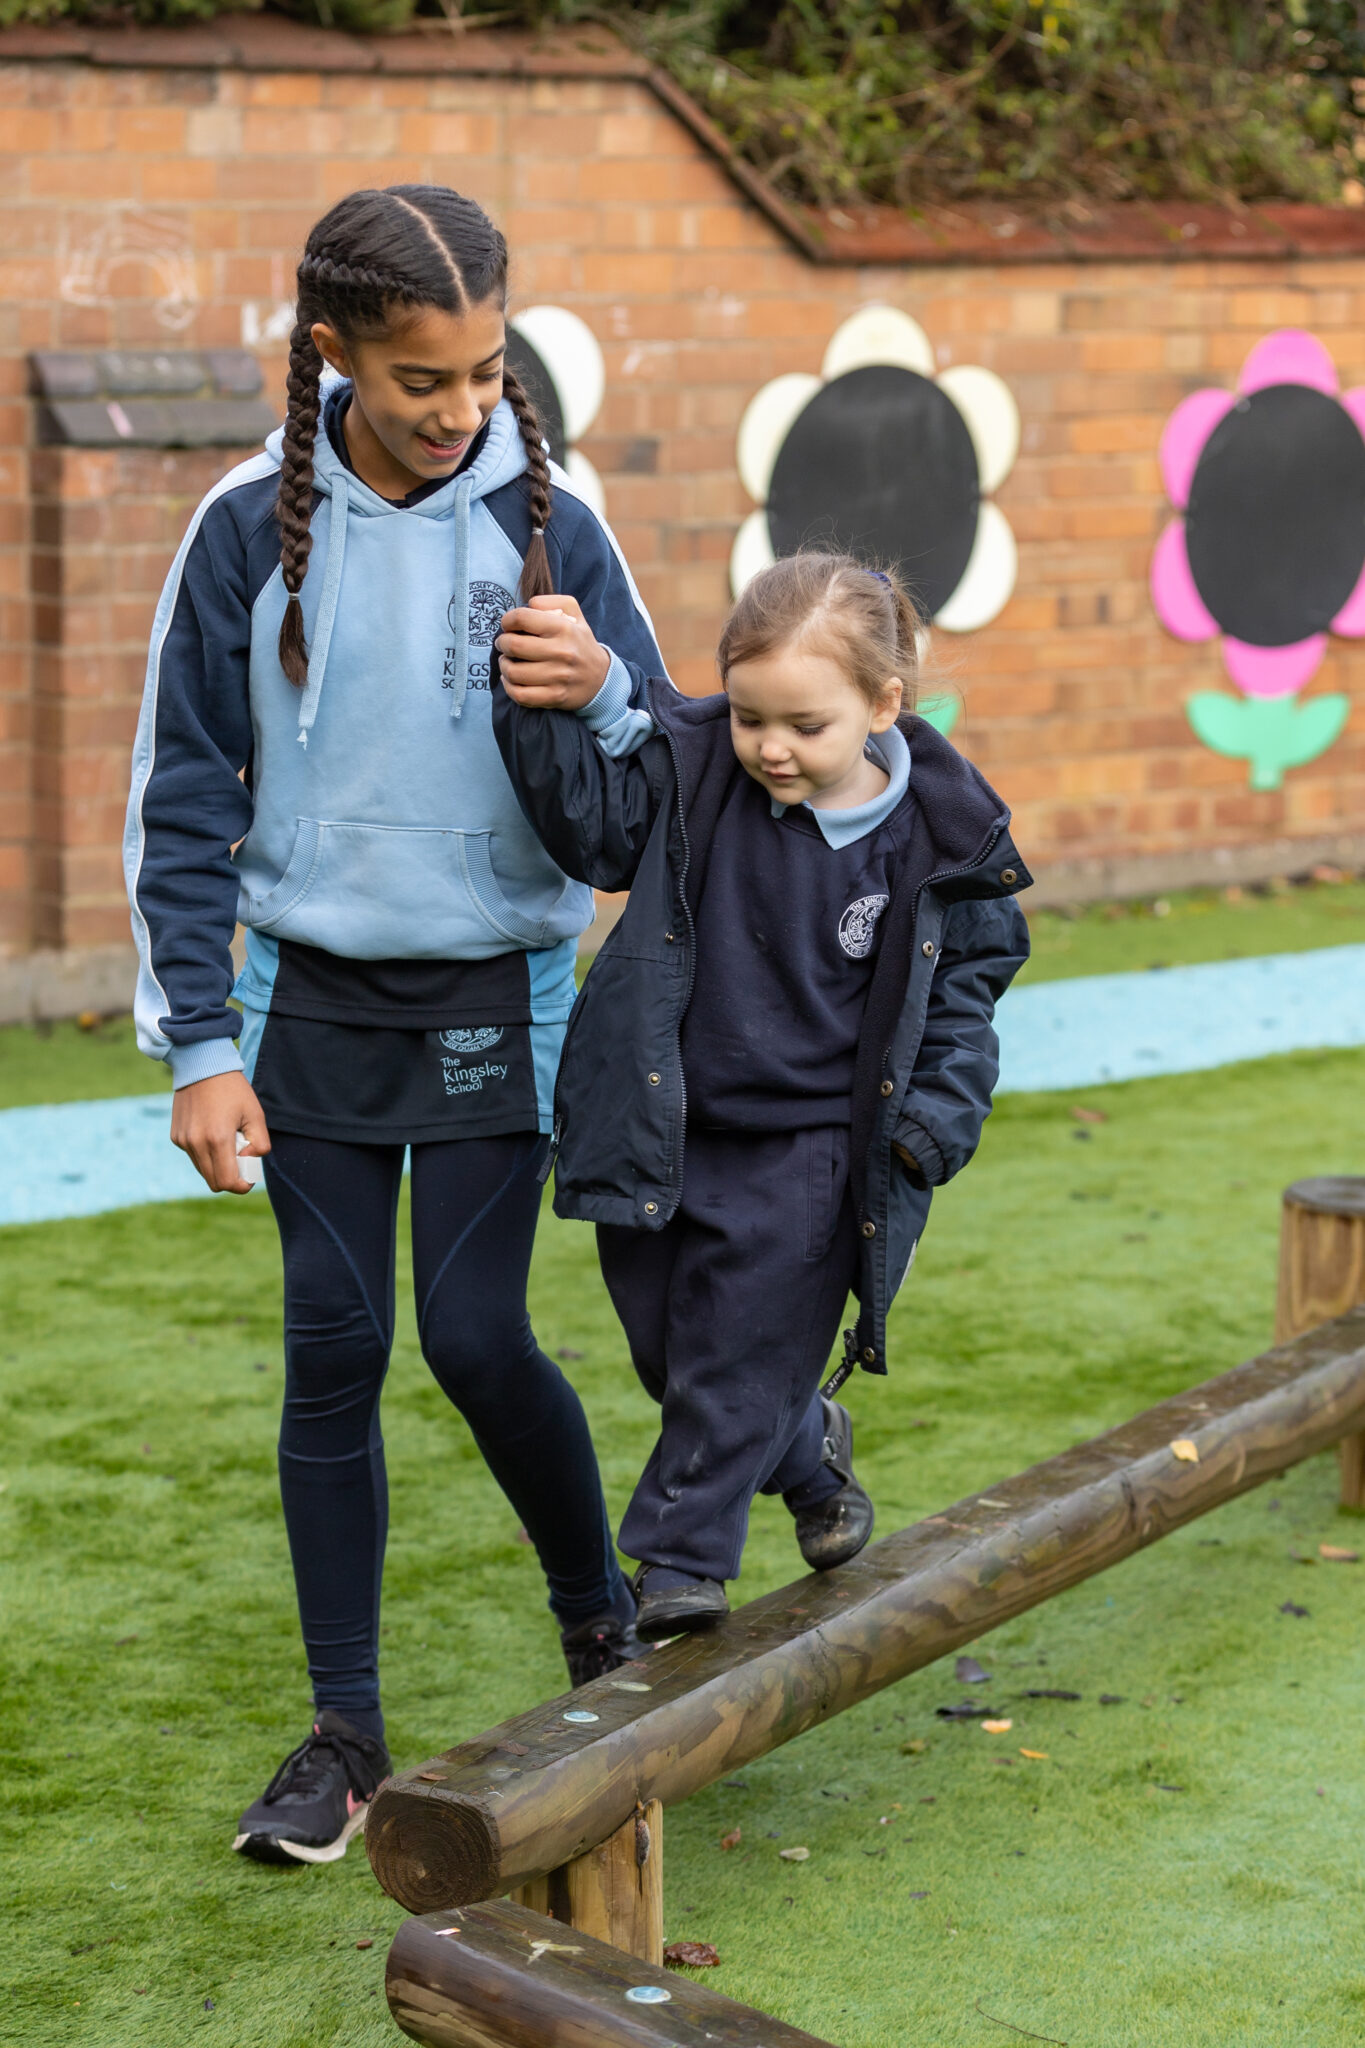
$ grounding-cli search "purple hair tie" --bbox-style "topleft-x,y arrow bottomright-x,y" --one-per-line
869,569 -> 892,585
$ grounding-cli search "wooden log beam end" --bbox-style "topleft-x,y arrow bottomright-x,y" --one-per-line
367,1786 -> 500,1918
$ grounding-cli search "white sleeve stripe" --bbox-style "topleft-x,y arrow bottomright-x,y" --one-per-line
125,450 -> 278,1060
547,458 -> 676,689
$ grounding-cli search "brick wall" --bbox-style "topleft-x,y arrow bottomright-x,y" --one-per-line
2,24 -> 1364,981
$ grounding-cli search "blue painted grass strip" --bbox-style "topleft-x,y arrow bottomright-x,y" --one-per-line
0,944 -> 1362,1228
997,942 -> 1365,1094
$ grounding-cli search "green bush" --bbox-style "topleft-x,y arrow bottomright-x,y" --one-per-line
6,0 -> 1365,209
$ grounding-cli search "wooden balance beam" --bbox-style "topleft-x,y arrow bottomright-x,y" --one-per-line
368,1301 -> 1365,1934
388,1899 -> 839,2047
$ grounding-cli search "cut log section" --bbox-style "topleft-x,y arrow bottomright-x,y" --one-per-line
386,1899 -> 838,2047
1277,1178 -> 1365,1506
368,1307 -> 1365,1914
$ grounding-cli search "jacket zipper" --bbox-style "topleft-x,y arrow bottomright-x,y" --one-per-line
659,722 -> 697,1209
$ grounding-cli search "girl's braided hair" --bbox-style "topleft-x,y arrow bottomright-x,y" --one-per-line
276,184 -> 554,687
717,551 -> 923,710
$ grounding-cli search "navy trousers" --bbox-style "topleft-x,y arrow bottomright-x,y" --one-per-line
265,1128 -> 625,1736
597,1125 -> 859,1582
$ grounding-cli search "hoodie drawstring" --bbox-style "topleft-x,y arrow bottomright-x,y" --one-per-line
448,473 -> 473,722
296,469 -> 350,747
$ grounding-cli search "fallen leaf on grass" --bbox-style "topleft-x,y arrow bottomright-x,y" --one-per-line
1025,1689 -> 1081,1701
778,1846 -> 810,1862
1071,1106 -> 1108,1123
1170,1439 -> 1199,1463
981,1720 -> 1013,1734
1019,1749 -> 1049,1761
908,1890 -> 930,1900
1279,1601 -> 1310,1617
1098,1694 -> 1124,1705
719,1827 -> 741,1850
665,1941 -> 720,1969
355,1939 -> 374,1951
900,1738 -> 929,1755
1320,1544 -> 1360,1562
955,1655 -> 991,1684
556,1348 -> 585,1361
936,1701 -> 997,1721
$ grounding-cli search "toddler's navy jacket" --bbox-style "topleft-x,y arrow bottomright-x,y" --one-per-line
492,676 -> 1032,1374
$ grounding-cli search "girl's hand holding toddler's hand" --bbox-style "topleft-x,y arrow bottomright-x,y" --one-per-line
171,1070 -> 272,1194
497,593 -> 611,709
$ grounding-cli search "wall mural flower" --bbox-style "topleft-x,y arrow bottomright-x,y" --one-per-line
1152,329 -> 1361,790
731,307 -> 1020,736
505,305 -> 606,515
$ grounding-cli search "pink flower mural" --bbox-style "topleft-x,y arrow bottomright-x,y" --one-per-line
1152,329 -> 1359,789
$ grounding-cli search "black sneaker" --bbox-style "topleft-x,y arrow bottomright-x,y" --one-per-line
632,1564 -> 729,1641
561,1609 -> 650,1687
786,1397 -> 875,1570
233,1710 -> 391,1866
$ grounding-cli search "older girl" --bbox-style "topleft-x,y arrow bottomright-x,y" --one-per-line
126,186 -> 661,1863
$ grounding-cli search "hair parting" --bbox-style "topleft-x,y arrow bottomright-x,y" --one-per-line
717,551 -> 924,710
274,183 -> 555,682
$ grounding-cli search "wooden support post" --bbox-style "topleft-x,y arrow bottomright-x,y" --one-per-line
386,1899 -> 838,2048
368,1305 -> 1365,1915
510,1799 -> 662,1964
1277,1177 -> 1365,1507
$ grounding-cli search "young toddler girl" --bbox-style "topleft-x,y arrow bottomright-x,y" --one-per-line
493,551 -> 1031,1639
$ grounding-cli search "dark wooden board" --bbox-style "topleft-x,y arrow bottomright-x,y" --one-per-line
369,1308 -> 1365,1913
387,1899 -> 838,2047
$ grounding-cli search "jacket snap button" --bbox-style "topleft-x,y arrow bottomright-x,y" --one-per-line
863,1347 -> 876,1364
644,1201 -> 658,1215
921,940 -> 935,957
880,1079 -> 894,1097
1001,867 -> 1017,885
665,931 -> 675,942
861,1221 -> 876,1238
647,1072 -> 661,1085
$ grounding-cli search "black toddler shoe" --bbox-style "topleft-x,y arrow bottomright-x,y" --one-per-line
632,1564 -> 729,1641
786,1396 -> 875,1570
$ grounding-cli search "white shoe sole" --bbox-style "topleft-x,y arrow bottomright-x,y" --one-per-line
233,1802 -> 370,1865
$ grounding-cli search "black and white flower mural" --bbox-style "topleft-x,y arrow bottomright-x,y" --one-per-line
731,306 -> 1020,733
506,304 -> 607,515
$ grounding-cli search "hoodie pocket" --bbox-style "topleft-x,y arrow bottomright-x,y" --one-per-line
243,819 -> 553,956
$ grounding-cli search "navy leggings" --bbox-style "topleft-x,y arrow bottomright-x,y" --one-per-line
264,1128 -> 624,1737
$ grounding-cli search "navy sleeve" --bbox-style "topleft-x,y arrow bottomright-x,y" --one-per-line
892,896 -> 1030,1185
124,465 -> 275,1084
491,666 -> 670,894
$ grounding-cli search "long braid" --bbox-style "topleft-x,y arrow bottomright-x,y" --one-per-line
501,363 -> 555,603
276,319 -> 324,687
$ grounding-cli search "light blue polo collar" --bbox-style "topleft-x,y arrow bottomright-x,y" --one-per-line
770,723 -> 911,848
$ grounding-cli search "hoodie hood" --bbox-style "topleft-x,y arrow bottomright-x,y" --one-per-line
264,376 -> 531,734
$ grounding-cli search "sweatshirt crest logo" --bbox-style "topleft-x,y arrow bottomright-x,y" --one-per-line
838,894 -> 889,959
439,1026 -> 505,1055
447,583 -> 517,695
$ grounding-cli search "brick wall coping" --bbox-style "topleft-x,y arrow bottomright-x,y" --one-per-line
7,16 -> 1365,268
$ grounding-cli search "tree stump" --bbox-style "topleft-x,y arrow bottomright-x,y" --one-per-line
1277,1177 -> 1365,1507
512,1799 -> 662,1964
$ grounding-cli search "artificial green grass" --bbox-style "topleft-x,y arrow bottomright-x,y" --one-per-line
4,1044 -> 1365,2044
0,1011 -> 170,1109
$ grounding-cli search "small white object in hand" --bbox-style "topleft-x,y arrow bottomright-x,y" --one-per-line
236,1145 -> 263,1189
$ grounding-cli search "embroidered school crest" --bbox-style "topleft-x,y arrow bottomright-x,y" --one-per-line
439,1026 -> 505,1055
838,894 -> 889,959
458,583 -> 517,645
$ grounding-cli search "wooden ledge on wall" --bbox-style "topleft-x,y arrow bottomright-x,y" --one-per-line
6,17 -> 1365,268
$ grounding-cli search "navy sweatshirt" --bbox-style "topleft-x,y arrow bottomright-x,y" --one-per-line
681,732 -> 912,1131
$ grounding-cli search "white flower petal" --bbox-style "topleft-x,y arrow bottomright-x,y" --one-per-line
936,365 -> 1020,494
822,305 -> 934,381
509,305 -> 605,444
933,503 -> 1016,632
562,449 -> 606,519
736,373 -> 821,504
730,508 -> 776,595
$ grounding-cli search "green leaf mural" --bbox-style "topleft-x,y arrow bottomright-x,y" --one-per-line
916,694 -> 959,739
1186,690 -> 1350,791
